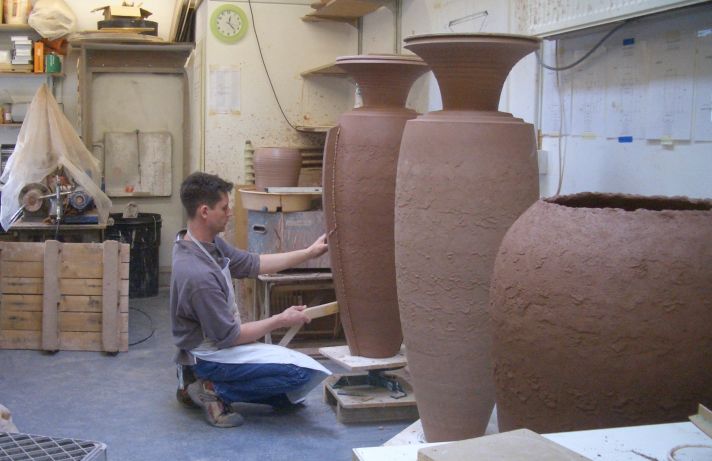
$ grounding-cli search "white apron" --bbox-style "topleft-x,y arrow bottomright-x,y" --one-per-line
186,230 -> 331,403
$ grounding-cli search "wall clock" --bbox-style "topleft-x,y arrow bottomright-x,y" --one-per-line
210,4 -> 249,44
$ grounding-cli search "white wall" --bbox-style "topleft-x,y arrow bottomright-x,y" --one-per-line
536,4 -> 712,199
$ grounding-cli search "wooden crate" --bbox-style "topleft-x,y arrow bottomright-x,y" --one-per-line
0,240 -> 130,352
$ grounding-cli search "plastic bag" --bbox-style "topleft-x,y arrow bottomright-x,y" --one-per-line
0,84 -> 111,229
28,0 -> 77,41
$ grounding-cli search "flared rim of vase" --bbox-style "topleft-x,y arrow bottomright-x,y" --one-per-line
336,54 -> 427,66
544,192 -> 712,213
403,32 -> 541,46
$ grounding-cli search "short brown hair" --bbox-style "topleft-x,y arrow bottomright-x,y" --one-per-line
180,172 -> 234,218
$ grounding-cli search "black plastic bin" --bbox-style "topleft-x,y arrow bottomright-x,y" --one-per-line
105,213 -> 162,298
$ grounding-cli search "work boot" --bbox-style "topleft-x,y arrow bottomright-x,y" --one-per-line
176,365 -> 199,409
187,380 -> 245,428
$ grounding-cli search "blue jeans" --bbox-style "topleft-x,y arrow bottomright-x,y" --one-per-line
192,359 -> 316,407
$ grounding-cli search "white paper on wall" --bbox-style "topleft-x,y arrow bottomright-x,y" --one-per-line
571,47 -> 607,136
541,40 -> 573,136
209,65 -> 241,115
645,30 -> 695,140
605,37 -> 648,139
692,28 -> 712,141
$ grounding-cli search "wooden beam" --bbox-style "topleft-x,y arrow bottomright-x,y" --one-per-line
102,240 -> 120,352
42,240 -> 61,351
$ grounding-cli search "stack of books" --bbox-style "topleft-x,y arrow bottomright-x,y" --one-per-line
10,36 -> 32,71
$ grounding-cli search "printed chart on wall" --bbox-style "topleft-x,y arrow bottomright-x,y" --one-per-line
209,65 -> 241,115
541,9 -> 712,145
693,27 -> 712,141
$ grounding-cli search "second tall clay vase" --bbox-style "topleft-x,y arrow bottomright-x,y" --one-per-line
394,34 -> 541,442
323,55 -> 428,358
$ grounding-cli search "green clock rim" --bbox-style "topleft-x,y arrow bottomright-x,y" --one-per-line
210,4 -> 249,44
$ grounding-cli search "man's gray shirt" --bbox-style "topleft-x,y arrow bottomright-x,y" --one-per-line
170,230 -> 260,365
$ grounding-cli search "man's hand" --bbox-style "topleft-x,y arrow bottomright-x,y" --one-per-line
306,233 -> 329,259
274,305 -> 311,328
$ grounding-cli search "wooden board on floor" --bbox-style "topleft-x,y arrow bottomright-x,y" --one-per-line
323,370 -> 419,424
319,344 -> 407,371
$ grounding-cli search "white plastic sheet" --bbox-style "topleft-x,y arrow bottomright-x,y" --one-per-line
27,0 -> 77,41
0,84 -> 111,229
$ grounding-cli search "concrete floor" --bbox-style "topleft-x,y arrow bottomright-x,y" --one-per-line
0,289 -> 412,461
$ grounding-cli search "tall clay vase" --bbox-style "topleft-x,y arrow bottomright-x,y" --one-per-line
254,147 -> 302,191
394,34 -> 541,442
490,193 -> 712,433
322,55 -> 428,358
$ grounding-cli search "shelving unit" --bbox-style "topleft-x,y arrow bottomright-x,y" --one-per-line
0,24 -> 63,141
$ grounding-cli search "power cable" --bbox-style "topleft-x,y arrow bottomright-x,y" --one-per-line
536,18 -> 636,72
247,0 -> 297,131
129,306 -> 156,346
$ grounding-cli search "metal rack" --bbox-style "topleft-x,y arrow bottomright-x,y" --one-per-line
0,432 -> 107,461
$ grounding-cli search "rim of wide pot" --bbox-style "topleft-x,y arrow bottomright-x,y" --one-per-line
403,33 -> 542,46
335,54 -> 427,65
543,192 -> 712,212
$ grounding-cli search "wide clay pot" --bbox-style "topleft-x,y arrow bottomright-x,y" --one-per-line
254,147 -> 301,191
322,54 -> 428,358
394,34 -> 540,442
490,193 -> 712,433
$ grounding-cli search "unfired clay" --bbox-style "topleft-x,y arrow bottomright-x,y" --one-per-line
490,193 -> 712,433
394,33 -> 540,442
254,147 -> 301,191
323,55 -> 428,358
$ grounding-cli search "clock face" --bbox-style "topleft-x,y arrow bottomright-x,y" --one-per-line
211,5 -> 249,43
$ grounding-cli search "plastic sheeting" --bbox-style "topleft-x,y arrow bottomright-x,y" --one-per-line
0,84 -> 111,230
28,0 -> 77,41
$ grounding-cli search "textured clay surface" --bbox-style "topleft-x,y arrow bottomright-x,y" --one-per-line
490,193 -> 712,433
323,55 -> 428,358
395,34 -> 540,442
254,147 -> 301,191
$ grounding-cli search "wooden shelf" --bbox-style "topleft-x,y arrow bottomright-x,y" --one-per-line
302,0 -> 389,24
300,62 -> 346,78
0,72 -> 64,77
0,24 -> 34,32
295,125 -> 335,133
0,123 -> 22,127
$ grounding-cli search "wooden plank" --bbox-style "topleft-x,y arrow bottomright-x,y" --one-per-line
59,278 -> 130,296
60,278 -> 104,295
59,312 -> 129,333
59,331 -> 128,352
319,344 -> 407,371
300,62 -> 346,78
120,244 -> 130,263
60,259 -> 129,279
418,429 -> 591,461
323,373 -> 419,424
61,243 -> 102,278
42,240 -> 61,351
0,242 -> 44,262
59,295 -> 128,313
0,330 -> 41,349
0,310 -> 42,330
278,302 -> 339,347
2,294 -> 43,311
102,240 -> 120,352
1,261 -> 43,278
2,277 -> 43,294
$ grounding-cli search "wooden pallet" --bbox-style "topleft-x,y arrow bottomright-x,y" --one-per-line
0,240 -> 130,352
323,369 -> 419,423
